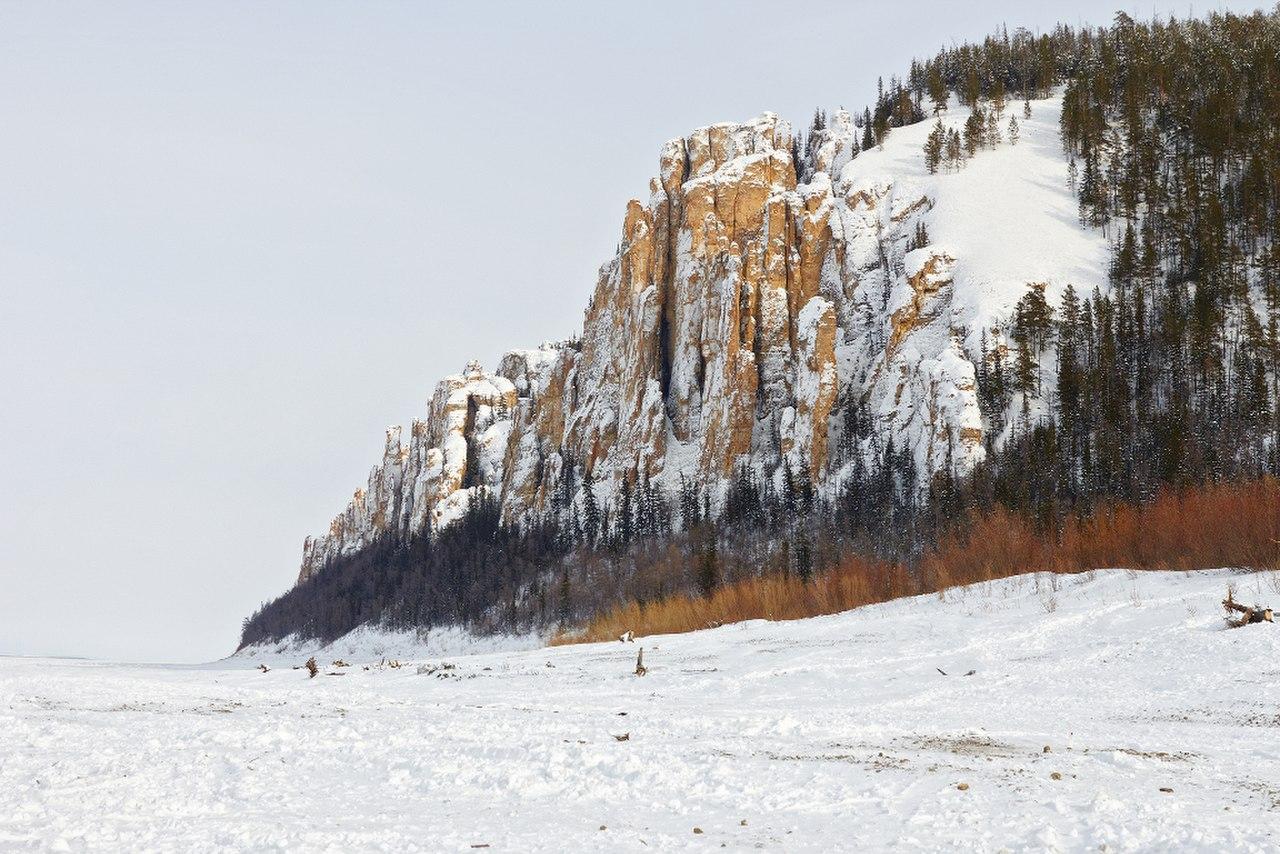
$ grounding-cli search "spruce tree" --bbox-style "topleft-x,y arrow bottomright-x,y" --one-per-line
945,128 -> 964,170
963,108 -> 985,156
927,63 -> 948,114
923,119 -> 945,174
581,471 -> 600,547
615,475 -> 633,549
986,110 -> 1001,147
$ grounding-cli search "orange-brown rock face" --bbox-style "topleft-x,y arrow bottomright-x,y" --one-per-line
297,112 -> 988,583
889,248 -> 958,357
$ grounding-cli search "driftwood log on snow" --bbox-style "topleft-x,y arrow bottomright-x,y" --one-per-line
1223,592 -> 1274,628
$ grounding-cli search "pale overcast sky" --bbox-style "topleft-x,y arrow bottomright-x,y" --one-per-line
0,0 -> 1260,662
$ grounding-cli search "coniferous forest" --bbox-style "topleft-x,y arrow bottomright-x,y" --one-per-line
240,9 -> 1280,649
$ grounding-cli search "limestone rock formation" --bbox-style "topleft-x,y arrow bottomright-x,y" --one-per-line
296,112 -> 993,582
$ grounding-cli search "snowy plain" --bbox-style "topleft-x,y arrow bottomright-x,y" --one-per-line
3,568 -> 1278,852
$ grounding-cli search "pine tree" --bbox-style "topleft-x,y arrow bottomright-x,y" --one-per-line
697,535 -> 718,596
923,119 -> 945,174
615,475 -> 633,549
581,471 -> 600,547
1078,145 -> 1108,229
1056,284 -> 1082,448
927,63 -> 948,114
992,78 -> 1007,118
1007,115 -> 1020,145
963,68 -> 980,106
986,110 -> 1001,147
794,535 -> 813,583
963,108 -> 985,156
795,458 -> 815,515
677,472 -> 700,532
907,220 -> 930,252
645,475 -> 667,537
945,128 -> 964,170
1111,222 -> 1137,287
1014,336 -> 1035,412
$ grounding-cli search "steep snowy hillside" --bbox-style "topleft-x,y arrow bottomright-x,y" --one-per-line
6,569 -> 1277,851
295,93 -> 1102,582
845,95 -> 1107,343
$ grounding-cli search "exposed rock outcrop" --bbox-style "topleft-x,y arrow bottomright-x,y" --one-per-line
296,113 -> 987,582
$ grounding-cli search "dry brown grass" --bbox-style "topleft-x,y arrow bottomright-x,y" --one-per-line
922,478 -> 1280,590
557,479 -> 1280,645
554,553 -> 913,645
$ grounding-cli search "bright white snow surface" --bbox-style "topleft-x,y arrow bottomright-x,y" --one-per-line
843,93 -> 1110,351
233,624 -> 545,666
4,569 -> 1278,852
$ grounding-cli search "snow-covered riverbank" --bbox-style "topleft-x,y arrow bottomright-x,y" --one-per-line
3,568 -> 1277,852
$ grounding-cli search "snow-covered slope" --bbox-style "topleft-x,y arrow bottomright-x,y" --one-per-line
234,623 -> 545,664
5,569 -> 1277,851
294,94 -> 1106,581
843,96 -> 1108,345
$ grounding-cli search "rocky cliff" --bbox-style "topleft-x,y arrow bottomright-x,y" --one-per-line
298,109 -> 1003,582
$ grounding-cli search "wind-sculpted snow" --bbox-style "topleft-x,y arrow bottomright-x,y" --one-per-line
297,93 -> 1108,582
4,569 -> 1277,851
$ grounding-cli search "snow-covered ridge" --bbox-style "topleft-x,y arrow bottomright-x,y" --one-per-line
6,569 -> 1277,850
297,94 -> 1108,581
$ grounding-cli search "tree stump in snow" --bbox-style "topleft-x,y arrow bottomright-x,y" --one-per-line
635,647 -> 647,676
